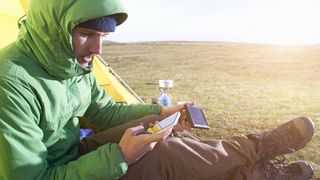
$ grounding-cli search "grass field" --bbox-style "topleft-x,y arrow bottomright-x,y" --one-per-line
102,41 -> 320,178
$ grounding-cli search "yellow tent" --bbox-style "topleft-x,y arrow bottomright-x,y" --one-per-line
0,0 -> 143,104
0,0 -> 27,47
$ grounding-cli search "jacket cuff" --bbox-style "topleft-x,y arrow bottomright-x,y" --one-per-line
99,143 -> 128,178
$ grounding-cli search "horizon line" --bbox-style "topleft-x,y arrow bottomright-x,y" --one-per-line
103,40 -> 320,46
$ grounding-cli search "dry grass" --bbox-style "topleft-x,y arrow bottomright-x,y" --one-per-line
102,41 -> 320,178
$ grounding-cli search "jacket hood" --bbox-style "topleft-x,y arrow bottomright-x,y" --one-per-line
16,0 -> 127,79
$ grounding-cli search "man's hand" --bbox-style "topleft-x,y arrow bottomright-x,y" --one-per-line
160,103 -> 185,118
160,103 -> 193,132
118,125 -> 172,165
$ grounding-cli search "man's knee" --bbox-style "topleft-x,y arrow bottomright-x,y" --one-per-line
154,138 -> 171,153
153,137 -> 186,154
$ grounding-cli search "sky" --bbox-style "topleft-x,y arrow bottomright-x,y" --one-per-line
107,0 -> 320,45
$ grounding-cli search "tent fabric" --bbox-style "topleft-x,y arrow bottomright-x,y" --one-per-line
0,0 -> 27,48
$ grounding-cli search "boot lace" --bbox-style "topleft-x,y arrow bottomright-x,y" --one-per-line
262,156 -> 289,178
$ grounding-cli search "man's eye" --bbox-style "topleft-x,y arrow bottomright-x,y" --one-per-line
79,31 -> 91,36
81,33 -> 90,37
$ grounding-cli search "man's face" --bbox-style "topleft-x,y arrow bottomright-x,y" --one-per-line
72,26 -> 109,68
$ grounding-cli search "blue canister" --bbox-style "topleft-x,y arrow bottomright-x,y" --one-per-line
158,93 -> 171,107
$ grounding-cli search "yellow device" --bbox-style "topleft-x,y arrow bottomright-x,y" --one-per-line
147,112 -> 181,134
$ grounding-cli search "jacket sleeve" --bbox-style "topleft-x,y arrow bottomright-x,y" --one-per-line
85,74 -> 163,129
0,79 -> 128,180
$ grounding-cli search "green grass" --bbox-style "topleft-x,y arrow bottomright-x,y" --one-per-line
102,41 -> 320,178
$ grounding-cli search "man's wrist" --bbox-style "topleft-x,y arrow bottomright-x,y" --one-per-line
153,103 -> 163,115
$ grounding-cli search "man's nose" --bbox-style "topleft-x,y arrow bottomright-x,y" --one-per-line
89,36 -> 103,55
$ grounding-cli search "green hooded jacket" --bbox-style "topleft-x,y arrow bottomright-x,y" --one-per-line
0,0 -> 162,179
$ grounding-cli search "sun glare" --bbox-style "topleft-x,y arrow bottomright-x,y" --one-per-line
95,0 -> 320,45
255,1 -> 317,45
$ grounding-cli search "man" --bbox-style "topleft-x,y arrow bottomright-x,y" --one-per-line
0,0 -> 315,179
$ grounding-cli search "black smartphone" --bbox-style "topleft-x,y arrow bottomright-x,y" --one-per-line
184,105 -> 210,129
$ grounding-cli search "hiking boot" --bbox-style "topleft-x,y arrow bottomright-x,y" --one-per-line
251,158 -> 314,180
253,116 -> 314,159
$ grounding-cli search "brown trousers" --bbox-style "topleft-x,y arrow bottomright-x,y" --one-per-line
78,115 -> 264,180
